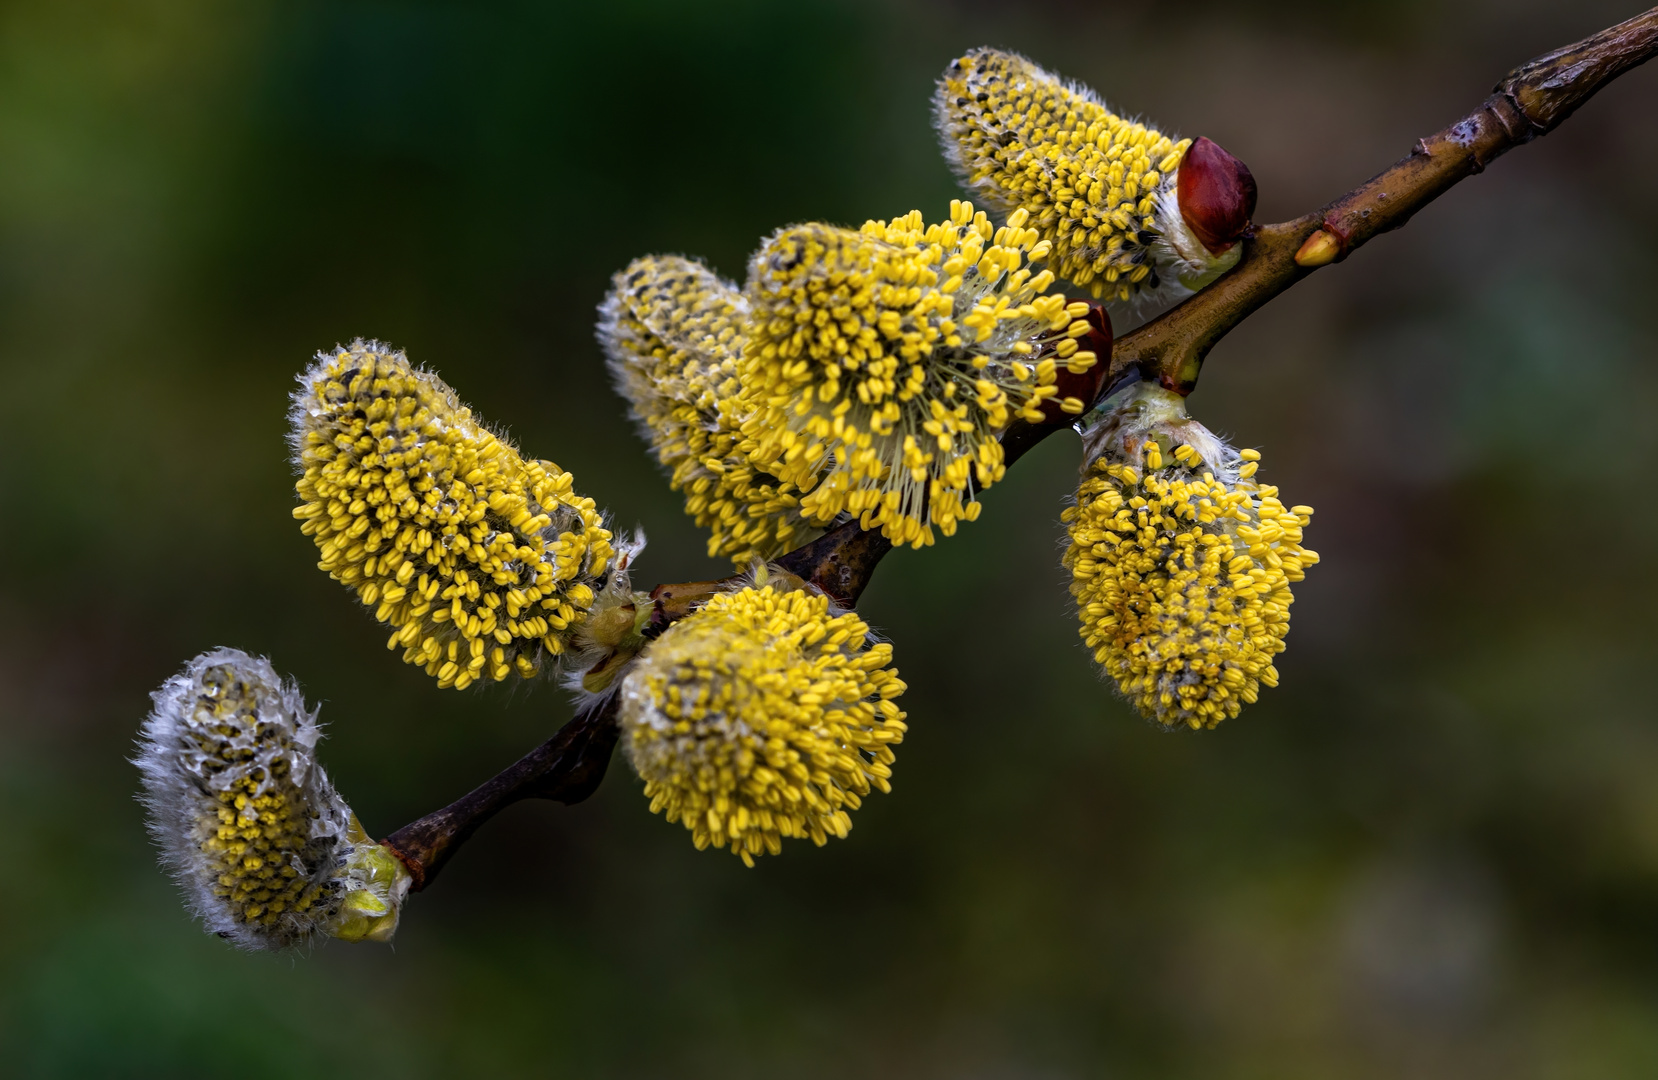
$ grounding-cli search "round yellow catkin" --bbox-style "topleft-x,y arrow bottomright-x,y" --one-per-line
619,585 -> 908,865
739,201 -> 1099,548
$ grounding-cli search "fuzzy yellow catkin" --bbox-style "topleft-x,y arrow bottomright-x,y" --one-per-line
739,201 -> 1099,548
619,584 -> 908,866
935,48 -> 1208,304
135,648 -> 411,950
599,255 -> 820,566
290,340 -> 614,690
1061,384 -> 1319,729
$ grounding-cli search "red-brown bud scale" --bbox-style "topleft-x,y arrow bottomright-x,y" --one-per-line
1039,303 -> 1113,424
1177,137 -> 1257,255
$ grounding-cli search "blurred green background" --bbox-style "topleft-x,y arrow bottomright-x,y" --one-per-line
4,1 -> 1658,1076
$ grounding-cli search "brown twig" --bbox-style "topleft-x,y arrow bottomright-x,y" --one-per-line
381,696 -> 620,890
379,9 -> 1658,889
1111,6 -> 1658,397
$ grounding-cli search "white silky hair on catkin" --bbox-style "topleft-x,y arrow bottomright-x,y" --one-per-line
1080,381 -> 1241,485
596,255 -> 760,508
932,47 -> 1184,230
616,567 -> 890,751
1150,185 -> 1210,288
734,561 -> 892,650
287,339 -> 402,471
597,260 -> 680,447
290,338 -> 617,688
289,338 -> 527,488
929,48 -> 1106,200
135,647 -> 352,951
560,527 -> 649,710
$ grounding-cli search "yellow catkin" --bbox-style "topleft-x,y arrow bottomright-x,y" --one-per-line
170,659 -> 337,939
290,341 -> 614,690
600,255 -> 820,566
619,585 -> 908,866
934,48 -> 1193,303
136,648 -> 411,950
1061,387 -> 1319,729
740,201 -> 1099,548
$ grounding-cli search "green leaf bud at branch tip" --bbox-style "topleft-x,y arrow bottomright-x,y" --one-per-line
1062,385 -> 1318,729
134,649 -> 411,950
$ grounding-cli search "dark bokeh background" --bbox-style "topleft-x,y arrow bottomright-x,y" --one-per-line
4,1 -> 1658,1075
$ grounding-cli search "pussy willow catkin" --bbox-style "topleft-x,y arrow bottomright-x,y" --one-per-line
619,584 -> 907,866
935,48 -> 1247,304
135,648 -> 410,949
290,340 -> 615,690
600,255 -> 818,566
740,201 -> 1099,548
1062,385 -> 1317,729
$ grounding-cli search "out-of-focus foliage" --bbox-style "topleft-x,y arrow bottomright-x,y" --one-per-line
3,1 -> 1657,1076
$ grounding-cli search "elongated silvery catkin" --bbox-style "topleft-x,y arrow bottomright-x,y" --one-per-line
135,648 -> 411,949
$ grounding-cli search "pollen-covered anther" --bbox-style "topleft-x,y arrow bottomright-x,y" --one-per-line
289,340 -> 615,689
1038,302 -> 1114,423
600,257 -> 818,567
134,648 -> 412,950
1061,384 -> 1319,730
618,584 -> 908,866
740,202 -> 1097,548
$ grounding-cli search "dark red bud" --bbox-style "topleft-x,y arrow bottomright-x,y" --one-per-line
1176,136 -> 1257,255
1039,303 -> 1113,424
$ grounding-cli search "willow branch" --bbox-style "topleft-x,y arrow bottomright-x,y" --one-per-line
1113,6 -> 1658,395
380,524 -> 892,890
381,696 -> 620,890
379,9 -> 1658,888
